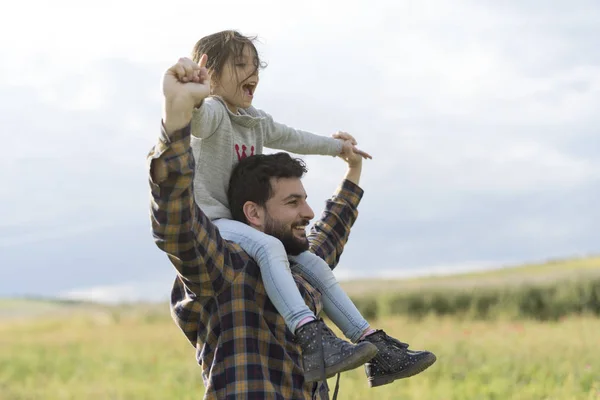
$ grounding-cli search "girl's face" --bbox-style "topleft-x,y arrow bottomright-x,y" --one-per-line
212,44 -> 259,114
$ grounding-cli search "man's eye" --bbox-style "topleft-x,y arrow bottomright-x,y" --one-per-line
288,200 -> 298,205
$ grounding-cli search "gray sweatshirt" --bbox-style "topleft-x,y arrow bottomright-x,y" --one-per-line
191,96 -> 344,220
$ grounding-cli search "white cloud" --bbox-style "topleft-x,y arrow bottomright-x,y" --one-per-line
1,0 -> 599,297
0,221 -> 115,248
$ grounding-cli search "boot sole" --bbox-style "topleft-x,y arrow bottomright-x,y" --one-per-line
368,353 -> 437,388
304,342 -> 378,383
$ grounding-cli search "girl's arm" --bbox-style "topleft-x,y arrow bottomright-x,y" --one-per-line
262,112 -> 343,156
190,97 -> 226,139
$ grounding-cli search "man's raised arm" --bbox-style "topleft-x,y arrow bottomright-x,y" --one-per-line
148,56 -> 236,297
308,145 -> 366,269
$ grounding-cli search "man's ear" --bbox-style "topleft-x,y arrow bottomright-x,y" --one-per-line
242,201 -> 264,229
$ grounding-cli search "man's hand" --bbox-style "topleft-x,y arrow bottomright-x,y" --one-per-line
339,140 -> 364,168
333,131 -> 372,160
337,140 -> 366,186
162,55 -> 211,135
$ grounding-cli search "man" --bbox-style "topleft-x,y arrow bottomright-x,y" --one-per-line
148,59 -> 433,399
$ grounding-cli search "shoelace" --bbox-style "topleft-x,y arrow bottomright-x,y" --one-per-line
382,332 -> 409,350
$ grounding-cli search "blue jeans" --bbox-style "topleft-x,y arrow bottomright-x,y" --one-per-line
214,218 -> 369,342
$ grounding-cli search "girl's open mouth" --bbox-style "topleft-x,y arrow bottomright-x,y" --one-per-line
242,83 -> 256,97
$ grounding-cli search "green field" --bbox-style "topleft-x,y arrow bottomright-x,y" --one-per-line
340,256 -> 600,296
1,257 -> 600,399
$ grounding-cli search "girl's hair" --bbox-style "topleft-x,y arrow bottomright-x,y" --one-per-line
191,30 -> 267,86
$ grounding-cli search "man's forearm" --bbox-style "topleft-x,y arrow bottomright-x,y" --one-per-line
163,96 -> 195,135
344,164 -> 362,186
308,180 -> 363,269
148,123 -> 230,298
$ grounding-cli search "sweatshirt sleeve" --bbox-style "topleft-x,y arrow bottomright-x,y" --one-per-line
190,98 -> 226,139
308,179 -> 363,270
262,111 -> 343,156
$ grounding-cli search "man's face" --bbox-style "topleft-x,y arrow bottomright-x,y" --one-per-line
262,177 -> 315,255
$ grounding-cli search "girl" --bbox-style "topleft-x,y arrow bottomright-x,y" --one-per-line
184,30 -> 436,386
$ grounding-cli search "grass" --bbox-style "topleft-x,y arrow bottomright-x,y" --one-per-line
326,316 -> 600,400
339,256 -> 600,297
343,256 -> 600,321
1,308 -> 599,399
1,256 -> 600,399
0,307 -> 201,400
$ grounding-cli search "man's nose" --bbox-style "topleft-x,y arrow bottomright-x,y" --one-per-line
301,203 -> 315,221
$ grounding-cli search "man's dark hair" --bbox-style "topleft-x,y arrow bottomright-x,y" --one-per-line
228,153 -> 308,224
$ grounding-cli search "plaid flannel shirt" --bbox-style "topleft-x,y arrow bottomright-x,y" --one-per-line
148,122 -> 363,400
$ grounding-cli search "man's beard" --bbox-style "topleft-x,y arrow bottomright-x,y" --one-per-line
264,215 -> 310,256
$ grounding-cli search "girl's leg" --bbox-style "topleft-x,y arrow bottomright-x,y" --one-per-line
215,220 -> 380,381
291,251 -> 370,343
213,218 -> 314,332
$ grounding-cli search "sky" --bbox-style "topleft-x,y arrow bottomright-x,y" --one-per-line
0,0 -> 598,303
